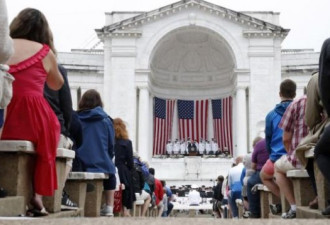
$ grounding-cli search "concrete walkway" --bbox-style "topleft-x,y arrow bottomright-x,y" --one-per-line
0,218 -> 329,225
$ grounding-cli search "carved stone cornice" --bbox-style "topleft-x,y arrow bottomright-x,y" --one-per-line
243,30 -> 289,39
97,0 -> 288,36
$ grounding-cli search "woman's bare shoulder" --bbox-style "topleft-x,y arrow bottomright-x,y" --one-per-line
7,39 -> 43,65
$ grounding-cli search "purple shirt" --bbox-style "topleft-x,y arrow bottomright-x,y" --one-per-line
251,139 -> 269,171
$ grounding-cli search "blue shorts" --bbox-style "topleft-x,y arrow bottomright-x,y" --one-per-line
103,174 -> 116,190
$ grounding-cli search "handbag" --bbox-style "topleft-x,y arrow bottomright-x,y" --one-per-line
0,64 -> 14,109
295,117 -> 329,167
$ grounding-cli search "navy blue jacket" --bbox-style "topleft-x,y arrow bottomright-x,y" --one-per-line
77,106 -> 115,174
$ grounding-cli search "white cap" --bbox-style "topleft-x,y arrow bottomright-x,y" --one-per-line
191,184 -> 198,189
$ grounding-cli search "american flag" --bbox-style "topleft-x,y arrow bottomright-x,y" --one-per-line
153,97 -> 175,155
212,97 -> 233,155
177,99 -> 209,142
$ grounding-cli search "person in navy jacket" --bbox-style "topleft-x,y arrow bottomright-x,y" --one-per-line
76,89 -> 116,216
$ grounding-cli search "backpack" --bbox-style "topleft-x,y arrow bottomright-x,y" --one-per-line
133,158 -> 149,180
132,164 -> 145,193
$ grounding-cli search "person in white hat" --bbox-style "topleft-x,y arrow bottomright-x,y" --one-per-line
188,184 -> 201,206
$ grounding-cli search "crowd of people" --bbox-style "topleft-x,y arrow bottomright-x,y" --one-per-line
0,2 -> 174,218
221,70 -> 330,219
166,138 -> 230,156
2,0 -> 330,220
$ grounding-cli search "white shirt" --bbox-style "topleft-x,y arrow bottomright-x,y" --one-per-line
188,190 -> 201,205
166,142 -> 173,154
173,142 -> 180,154
228,163 -> 244,190
180,142 -> 186,154
205,142 -> 211,153
211,141 -> 218,152
199,142 -> 205,153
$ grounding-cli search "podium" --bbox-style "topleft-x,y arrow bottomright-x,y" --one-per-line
189,151 -> 198,156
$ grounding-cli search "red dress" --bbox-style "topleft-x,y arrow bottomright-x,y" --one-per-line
1,44 -> 60,196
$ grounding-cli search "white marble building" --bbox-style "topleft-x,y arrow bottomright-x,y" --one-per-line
58,0 -> 318,184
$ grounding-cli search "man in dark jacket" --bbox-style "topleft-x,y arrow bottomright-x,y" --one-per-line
132,162 -> 151,216
44,65 -> 77,209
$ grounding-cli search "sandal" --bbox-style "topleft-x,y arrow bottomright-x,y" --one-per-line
26,207 -> 48,217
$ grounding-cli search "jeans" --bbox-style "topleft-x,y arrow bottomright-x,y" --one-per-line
247,171 -> 262,217
0,109 -> 3,128
228,190 -> 241,218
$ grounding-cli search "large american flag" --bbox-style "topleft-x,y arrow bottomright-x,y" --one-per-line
212,97 -> 233,155
153,97 -> 175,155
177,99 -> 209,142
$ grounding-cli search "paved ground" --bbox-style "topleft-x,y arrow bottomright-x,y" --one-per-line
0,218 -> 329,225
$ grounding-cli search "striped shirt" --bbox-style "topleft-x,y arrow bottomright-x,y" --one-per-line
279,96 -> 308,167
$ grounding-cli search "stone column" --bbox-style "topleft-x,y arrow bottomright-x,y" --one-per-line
138,85 -> 149,161
103,38 -> 112,114
236,86 -> 248,156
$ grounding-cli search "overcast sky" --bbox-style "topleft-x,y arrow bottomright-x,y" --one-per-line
6,0 -> 330,52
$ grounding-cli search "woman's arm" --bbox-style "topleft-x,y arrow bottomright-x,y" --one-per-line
43,50 -> 64,90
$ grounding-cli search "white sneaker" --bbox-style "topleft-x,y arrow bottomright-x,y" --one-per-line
100,204 -> 113,217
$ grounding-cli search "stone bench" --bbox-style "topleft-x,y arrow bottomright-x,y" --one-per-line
65,172 -> 95,216
304,147 -> 329,211
0,196 -> 25,216
235,198 -> 244,218
85,173 -> 109,217
0,140 -> 36,208
257,184 -> 281,218
286,169 -> 314,207
44,148 -> 75,213
0,140 -> 75,214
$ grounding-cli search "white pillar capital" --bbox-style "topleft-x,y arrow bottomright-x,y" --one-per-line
236,85 -> 248,91
135,69 -> 150,90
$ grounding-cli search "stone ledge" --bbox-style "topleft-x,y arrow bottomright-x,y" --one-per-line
0,196 -> 25,217
68,172 -> 94,180
0,141 -> 35,153
297,206 -> 329,219
56,148 -> 75,159
90,173 -> 109,179
257,184 -> 270,192
287,169 -> 309,178
47,208 -> 83,218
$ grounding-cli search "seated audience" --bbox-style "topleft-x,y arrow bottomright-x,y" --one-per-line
76,89 -> 116,216
228,156 -> 244,218
44,64 -> 77,209
132,156 -> 151,217
247,138 -> 269,218
149,168 -> 164,217
274,95 -> 308,219
260,79 -> 296,215
114,118 -> 135,217
2,8 -> 64,216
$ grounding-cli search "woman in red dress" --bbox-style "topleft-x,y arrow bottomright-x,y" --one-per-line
1,8 -> 64,215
